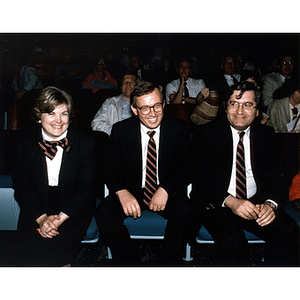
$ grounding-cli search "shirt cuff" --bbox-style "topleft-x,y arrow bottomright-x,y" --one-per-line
264,199 -> 278,209
222,194 -> 233,207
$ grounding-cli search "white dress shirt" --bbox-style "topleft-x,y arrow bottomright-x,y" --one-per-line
224,74 -> 241,87
223,126 -> 278,208
227,126 -> 257,199
41,129 -> 68,186
140,123 -> 161,187
165,77 -> 206,104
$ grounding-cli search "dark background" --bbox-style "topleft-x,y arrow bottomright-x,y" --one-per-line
1,33 -> 299,82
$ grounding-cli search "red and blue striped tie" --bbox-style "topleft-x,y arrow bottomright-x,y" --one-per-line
143,131 -> 157,205
236,131 -> 247,199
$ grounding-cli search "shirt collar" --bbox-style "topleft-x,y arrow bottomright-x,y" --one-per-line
280,74 -> 289,82
230,125 -> 250,138
140,123 -> 161,136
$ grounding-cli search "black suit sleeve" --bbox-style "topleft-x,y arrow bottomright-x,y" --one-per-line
13,129 -> 48,220
59,132 -> 97,217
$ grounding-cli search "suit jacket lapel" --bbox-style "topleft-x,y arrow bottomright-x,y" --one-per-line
58,128 -> 76,190
249,122 -> 262,179
30,128 -> 49,202
128,117 -> 143,186
221,123 -> 234,179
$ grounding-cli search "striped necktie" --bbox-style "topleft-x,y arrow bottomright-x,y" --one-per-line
38,137 -> 71,160
143,131 -> 157,206
236,131 -> 247,199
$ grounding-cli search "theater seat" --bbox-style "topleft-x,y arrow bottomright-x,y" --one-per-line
104,185 -> 193,261
0,175 -> 20,231
81,199 -> 101,244
124,210 -> 167,238
196,226 -> 265,244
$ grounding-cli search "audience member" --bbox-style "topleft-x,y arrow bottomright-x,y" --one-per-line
235,53 -> 256,73
30,46 -> 54,87
262,55 -> 279,77
209,55 -> 241,116
91,72 -> 138,135
129,54 -> 152,82
13,86 -> 97,266
266,84 -> 300,133
82,57 -> 118,93
96,81 -> 191,265
10,58 -> 44,129
262,54 -> 295,108
11,59 -> 43,102
165,58 -> 206,105
189,81 -> 299,266
54,51 -> 81,90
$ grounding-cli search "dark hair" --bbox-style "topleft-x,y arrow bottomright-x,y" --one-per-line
220,54 -> 235,65
278,53 -> 294,65
130,81 -> 164,106
32,86 -> 73,122
226,81 -> 261,105
176,58 -> 192,69
118,71 -> 138,86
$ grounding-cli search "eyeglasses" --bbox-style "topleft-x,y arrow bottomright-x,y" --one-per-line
282,61 -> 293,65
228,101 -> 257,111
135,103 -> 164,115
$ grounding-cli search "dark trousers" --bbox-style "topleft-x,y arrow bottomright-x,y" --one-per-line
15,187 -> 92,266
16,213 -> 90,266
96,191 -> 191,265
203,207 -> 299,266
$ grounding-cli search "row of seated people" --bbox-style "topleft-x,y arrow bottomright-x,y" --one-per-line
4,52 -> 298,136
7,78 -> 300,267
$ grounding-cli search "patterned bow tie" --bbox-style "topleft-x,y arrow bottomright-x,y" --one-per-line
38,137 -> 71,160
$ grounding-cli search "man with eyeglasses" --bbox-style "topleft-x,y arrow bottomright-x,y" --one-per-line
267,84 -> 300,133
189,81 -> 299,266
262,54 -> 295,108
91,72 -> 138,136
96,81 -> 191,265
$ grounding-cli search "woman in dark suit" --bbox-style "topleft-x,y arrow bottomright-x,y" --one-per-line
13,86 -> 97,266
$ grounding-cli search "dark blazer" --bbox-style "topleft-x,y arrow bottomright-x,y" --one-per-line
105,115 -> 191,199
13,125 -> 97,222
191,119 -> 285,210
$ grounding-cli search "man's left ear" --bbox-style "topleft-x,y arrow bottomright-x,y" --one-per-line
131,105 -> 138,116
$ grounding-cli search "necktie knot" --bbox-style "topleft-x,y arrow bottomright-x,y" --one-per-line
238,131 -> 245,141
147,131 -> 155,139
38,137 -> 71,160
